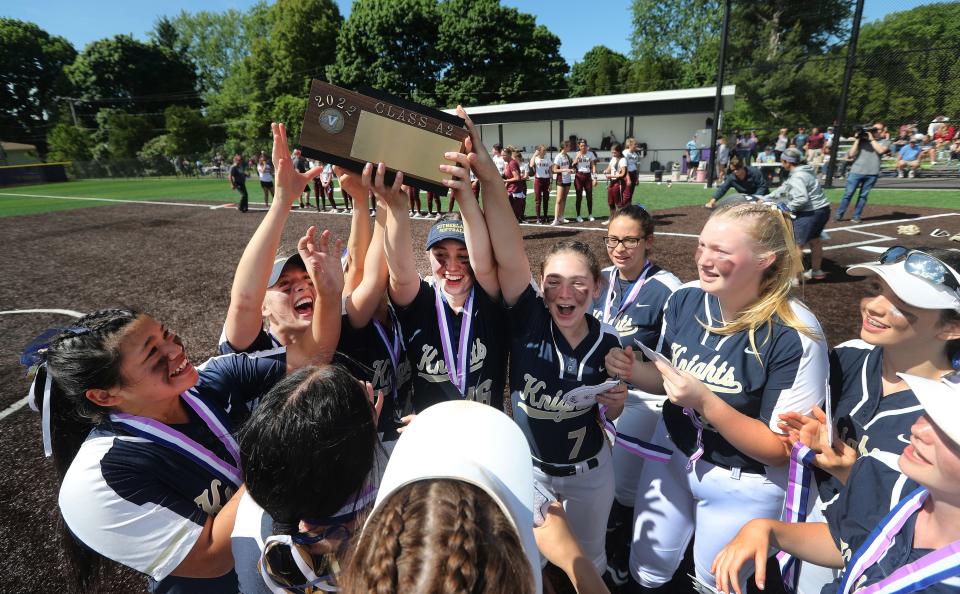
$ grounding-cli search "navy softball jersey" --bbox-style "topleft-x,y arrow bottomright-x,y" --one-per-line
508,285 -> 621,464
822,459 -> 960,593
819,340 -> 924,510
218,325 -> 281,355
660,283 -> 828,472
591,264 -> 681,351
334,310 -> 413,441
393,278 -> 508,413
58,350 -> 287,594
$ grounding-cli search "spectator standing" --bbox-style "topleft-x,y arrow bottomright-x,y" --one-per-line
685,135 -> 701,181
703,156 -> 768,209
792,127 -> 809,151
735,132 -> 752,164
747,131 -> 759,162
716,137 -> 730,180
896,139 -> 923,178
835,123 -> 891,223
230,154 -> 248,213
805,127 -> 825,169
291,149 -> 312,208
774,128 -> 789,161
257,156 -> 274,206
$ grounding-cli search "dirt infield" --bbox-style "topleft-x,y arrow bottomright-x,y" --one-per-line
0,200 -> 957,593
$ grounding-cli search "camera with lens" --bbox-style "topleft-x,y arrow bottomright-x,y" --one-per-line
855,125 -> 875,140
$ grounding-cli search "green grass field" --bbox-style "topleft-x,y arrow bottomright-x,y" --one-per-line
0,177 -> 957,219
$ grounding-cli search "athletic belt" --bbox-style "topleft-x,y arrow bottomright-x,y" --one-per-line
532,454 -> 600,477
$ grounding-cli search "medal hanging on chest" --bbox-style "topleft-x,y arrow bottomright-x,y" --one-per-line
434,284 -> 475,395
603,261 -> 653,324
372,306 -> 404,405
839,487 -> 960,594
110,391 -> 242,489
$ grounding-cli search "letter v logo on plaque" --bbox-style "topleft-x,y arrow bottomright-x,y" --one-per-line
299,80 -> 469,195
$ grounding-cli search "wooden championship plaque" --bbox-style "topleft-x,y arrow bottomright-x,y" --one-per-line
299,80 -> 469,195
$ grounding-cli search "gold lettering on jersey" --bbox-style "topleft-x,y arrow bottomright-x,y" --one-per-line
416,338 -> 487,381
591,308 -> 638,337
194,479 -> 234,515
517,373 -> 596,422
371,357 -> 413,392
670,344 -> 743,393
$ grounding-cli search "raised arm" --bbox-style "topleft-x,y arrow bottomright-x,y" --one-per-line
457,107 -> 530,305
285,226 -> 344,369
442,137 -> 500,298
344,164 -> 398,328
224,123 -> 322,351
378,164 -> 420,308
343,195 -> 373,295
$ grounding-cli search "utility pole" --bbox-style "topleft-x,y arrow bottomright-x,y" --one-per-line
707,0 -> 732,188
825,0 -> 865,188
57,97 -> 79,126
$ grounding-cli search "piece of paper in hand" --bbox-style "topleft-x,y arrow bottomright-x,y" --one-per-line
636,342 -> 676,371
561,379 -> 620,408
825,382 -> 834,445
532,480 -> 557,527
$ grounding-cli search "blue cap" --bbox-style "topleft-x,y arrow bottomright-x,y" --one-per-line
425,218 -> 466,250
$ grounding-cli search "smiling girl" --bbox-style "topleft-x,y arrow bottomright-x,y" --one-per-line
605,201 -> 828,592
777,247 -> 960,593
467,105 -> 627,576
380,123 -> 507,412
713,372 -> 960,594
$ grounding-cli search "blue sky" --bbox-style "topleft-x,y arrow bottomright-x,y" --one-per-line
2,0 -> 937,66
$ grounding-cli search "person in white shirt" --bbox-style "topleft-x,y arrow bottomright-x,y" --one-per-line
603,143 -> 628,225
552,140 -> 573,226
530,144 -> 553,224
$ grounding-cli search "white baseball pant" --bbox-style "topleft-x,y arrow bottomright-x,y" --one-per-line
629,419 -> 788,590
612,388 -> 665,506
534,443 -> 615,573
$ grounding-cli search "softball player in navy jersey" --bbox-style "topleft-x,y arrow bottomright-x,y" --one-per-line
777,248 -> 960,593
28,310 -> 289,594
219,123 -> 343,367
606,201 -> 828,592
552,140 -> 574,225
531,144 -> 553,224
591,205 -> 682,583
714,372 -> 960,594
380,136 -> 507,413
463,105 -> 627,574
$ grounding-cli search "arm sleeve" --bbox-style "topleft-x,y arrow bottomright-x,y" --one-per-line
198,349 -> 288,409
59,439 -> 206,581
758,325 -> 829,431
712,175 -> 733,199
655,288 -> 684,357
505,284 -> 543,338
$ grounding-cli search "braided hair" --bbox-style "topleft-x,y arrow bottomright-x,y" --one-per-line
340,479 -> 534,594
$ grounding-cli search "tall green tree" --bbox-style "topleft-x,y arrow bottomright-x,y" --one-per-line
0,19 -> 76,154
93,109 -> 154,160
434,0 -> 568,106
163,105 -> 210,156
65,34 -> 199,117
569,46 -> 630,97
845,2 -> 960,126
169,4 -> 270,95
46,123 -> 93,162
326,0 -> 442,105
267,0 -> 343,97
150,16 -> 180,51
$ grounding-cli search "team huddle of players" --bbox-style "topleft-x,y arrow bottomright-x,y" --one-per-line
24,109 -> 960,594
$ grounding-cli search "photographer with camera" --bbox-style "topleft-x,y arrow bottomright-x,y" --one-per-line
834,122 -> 890,224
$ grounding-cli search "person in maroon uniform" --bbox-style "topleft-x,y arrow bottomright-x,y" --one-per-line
503,146 -> 526,223
573,139 -> 598,222
407,185 -> 422,218
530,144 -> 552,224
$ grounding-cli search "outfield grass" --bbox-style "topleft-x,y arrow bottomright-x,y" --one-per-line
0,177 -> 957,219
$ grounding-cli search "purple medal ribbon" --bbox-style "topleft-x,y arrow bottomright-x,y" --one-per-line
682,407 -> 705,470
434,284 -> 475,395
110,391 -> 242,489
603,261 -> 653,324
599,405 -> 673,463
372,306 -> 403,404
776,442 -> 817,592
839,487 -> 960,594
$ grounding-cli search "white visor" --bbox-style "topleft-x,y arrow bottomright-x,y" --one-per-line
367,401 -> 541,593
897,373 -> 960,447
847,259 -> 960,312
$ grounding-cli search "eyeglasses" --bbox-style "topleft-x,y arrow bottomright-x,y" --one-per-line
879,246 -> 960,294
603,236 -> 645,249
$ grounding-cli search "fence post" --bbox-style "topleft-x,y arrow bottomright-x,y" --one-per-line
825,0 -> 865,188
